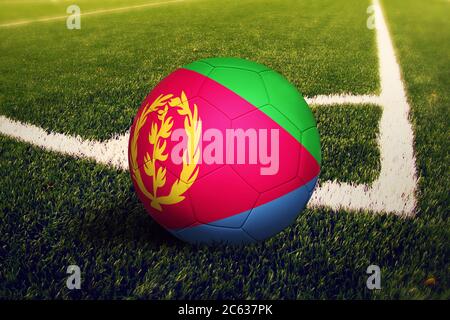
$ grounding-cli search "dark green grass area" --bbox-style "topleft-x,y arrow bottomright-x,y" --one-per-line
0,0 -> 378,140
0,136 -> 448,299
313,104 -> 381,184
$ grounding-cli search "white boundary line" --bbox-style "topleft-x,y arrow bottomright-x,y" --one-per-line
0,0 -> 187,28
0,0 -> 418,216
309,0 -> 418,216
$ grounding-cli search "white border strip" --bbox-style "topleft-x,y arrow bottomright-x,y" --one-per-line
0,115 -> 129,170
0,0 -> 418,216
305,94 -> 380,106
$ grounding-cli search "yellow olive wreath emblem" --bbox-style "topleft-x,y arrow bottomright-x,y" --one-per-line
130,91 -> 201,211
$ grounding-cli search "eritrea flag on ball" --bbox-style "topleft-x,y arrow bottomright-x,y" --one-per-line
129,57 -> 321,244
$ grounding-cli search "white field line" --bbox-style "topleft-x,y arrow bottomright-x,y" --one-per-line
0,0 -> 418,216
0,91 -> 378,171
0,115 -> 129,170
308,0 -> 418,217
0,0 -> 186,28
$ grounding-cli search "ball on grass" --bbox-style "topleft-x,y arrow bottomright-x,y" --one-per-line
128,57 -> 321,244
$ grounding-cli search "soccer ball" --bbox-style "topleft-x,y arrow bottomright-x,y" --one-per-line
128,57 -> 321,244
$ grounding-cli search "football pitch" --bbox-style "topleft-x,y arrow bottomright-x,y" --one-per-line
0,0 -> 448,299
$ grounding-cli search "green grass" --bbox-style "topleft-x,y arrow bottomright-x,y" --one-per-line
0,0 -> 378,140
0,0 -> 448,299
0,0 -> 167,24
313,104 -> 381,184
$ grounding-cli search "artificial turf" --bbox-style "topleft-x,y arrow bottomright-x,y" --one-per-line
0,0 -> 448,299
0,0 -> 168,24
0,0 -> 378,140
313,104 -> 381,185
381,0 -> 449,223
